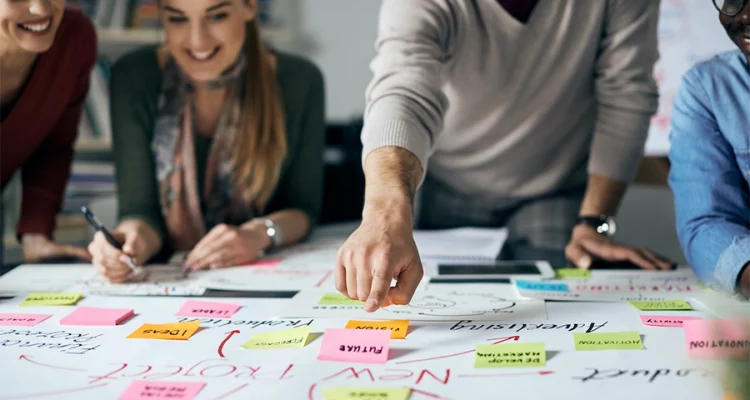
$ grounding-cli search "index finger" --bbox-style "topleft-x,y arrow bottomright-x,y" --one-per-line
387,259 -> 423,306
365,268 -> 392,312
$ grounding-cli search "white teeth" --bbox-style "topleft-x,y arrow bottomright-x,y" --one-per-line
20,19 -> 50,32
190,50 -> 215,60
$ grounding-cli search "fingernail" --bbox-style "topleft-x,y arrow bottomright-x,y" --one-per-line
579,256 -> 591,269
365,299 -> 378,310
119,255 -> 131,264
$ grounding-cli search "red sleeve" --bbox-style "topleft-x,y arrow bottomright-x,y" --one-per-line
16,19 -> 97,239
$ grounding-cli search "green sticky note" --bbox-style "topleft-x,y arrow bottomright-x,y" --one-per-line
629,300 -> 693,311
323,387 -> 411,400
318,293 -> 365,306
241,326 -> 312,349
574,331 -> 644,351
474,342 -> 546,368
19,292 -> 83,307
555,268 -> 591,279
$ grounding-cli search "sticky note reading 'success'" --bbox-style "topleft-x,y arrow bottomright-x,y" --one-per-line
0,313 -> 51,326
127,321 -> 201,340
241,325 -> 312,349
574,331 -> 644,351
117,380 -> 205,400
323,387 -> 411,400
345,320 -> 409,339
318,293 -> 365,306
475,342 -> 546,368
175,300 -> 241,319
19,292 -> 82,306
318,328 -> 390,364
629,300 -> 693,311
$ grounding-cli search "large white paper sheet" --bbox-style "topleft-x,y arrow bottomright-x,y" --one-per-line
196,266 -> 335,291
513,277 -> 700,302
413,227 -> 508,261
72,265 -> 206,296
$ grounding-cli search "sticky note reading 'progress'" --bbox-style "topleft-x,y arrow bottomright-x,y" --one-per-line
639,315 -> 701,328
19,293 -> 82,307
345,320 -> 409,339
127,321 -> 201,341
241,325 -> 312,349
555,268 -> 591,279
0,313 -> 51,326
323,387 -> 411,400
117,380 -> 205,400
475,342 -> 546,368
574,331 -> 644,351
684,318 -> 750,360
515,280 -> 569,292
60,307 -> 134,326
175,300 -> 241,319
629,300 -> 693,311
318,328 -> 391,364
318,293 -> 365,306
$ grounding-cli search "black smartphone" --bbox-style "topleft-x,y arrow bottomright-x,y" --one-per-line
436,261 -> 554,278
588,259 -> 677,270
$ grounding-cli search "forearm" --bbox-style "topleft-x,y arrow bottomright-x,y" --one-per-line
578,174 -> 628,216
117,218 -> 162,259
241,209 -> 310,249
362,147 -> 423,222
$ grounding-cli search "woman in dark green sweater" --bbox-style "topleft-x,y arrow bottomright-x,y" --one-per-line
88,0 -> 325,282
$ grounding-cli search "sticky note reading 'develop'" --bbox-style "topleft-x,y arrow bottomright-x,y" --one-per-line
574,331 -> 644,351
629,300 -> 693,311
127,321 -> 201,341
639,315 -> 701,328
60,307 -> 134,326
0,313 -> 52,326
117,380 -> 206,400
323,387 -> 411,400
19,292 -> 83,307
345,320 -> 409,339
475,342 -> 546,368
555,268 -> 591,279
318,293 -> 365,306
241,325 -> 312,349
684,318 -> 750,360
318,328 -> 391,364
175,300 -> 241,319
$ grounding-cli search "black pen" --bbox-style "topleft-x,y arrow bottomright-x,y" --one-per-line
81,206 -> 142,275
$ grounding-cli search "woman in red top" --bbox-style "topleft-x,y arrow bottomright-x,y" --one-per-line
0,0 -> 96,263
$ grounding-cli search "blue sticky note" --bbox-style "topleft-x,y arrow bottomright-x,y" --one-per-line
515,280 -> 569,292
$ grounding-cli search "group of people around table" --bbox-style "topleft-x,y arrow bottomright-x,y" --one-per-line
1,0 -> 749,304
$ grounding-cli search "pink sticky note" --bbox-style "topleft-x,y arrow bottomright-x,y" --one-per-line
640,315 -> 701,328
684,318 -> 750,359
118,380 -> 205,400
317,328 -> 391,364
175,300 -> 241,319
248,259 -> 281,268
0,313 -> 51,327
60,307 -> 134,326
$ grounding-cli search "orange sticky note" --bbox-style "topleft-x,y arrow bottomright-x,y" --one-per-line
345,320 -> 409,339
127,321 -> 201,341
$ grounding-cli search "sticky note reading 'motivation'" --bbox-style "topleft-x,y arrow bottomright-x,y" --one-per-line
574,331 -> 644,351
241,325 -> 312,349
318,328 -> 391,364
629,300 -> 693,311
475,342 -> 546,368
175,300 -> 241,319
323,387 -> 411,400
60,307 -> 134,326
0,313 -> 51,326
345,320 -> 409,339
318,293 -> 365,306
640,315 -> 701,328
684,318 -> 750,360
555,268 -> 591,279
19,293 -> 82,307
127,321 -> 201,341
117,380 -> 206,400
515,280 -> 569,292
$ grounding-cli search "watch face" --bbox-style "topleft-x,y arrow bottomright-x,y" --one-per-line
601,217 -> 616,236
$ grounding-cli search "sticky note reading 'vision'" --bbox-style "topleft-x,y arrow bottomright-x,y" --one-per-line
475,342 -> 546,368
323,387 -> 411,400
639,315 -> 701,328
175,300 -> 241,319
345,320 -> 409,339
318,328 -> 391,364
60,307 -> 134,326
127,321 -> 201,340
241,325 -> 312,349
555,268 -> 591,279
515,280 -> 569,292
0,313 -> 51,326
684,318 -> 750,359
117,380 -> 205,400
318,293 -> 365,306
19,292 -> 82,307
574,331 -> 644,351
629,300 -> 693,311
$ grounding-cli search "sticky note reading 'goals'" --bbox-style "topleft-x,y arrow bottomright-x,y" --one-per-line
19,293 -> 82,307
0,313 -> 51,326
345,320 -> 409,339
60,307 -> 134,326
318,293 -> 365,306
574,331 -> 644,351
475,342 -> 546,368
629,300 -> 693,311
127,321 -> 201,341
117,380 -> 205,400
323,387 -> 411,400
241,325 -> 312,349
318,328 -> 391,364
175,300 -> 241,319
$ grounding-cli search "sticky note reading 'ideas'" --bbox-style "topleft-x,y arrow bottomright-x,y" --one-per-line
241,325 -> 312,349
515,280 -> 569,292
19,292 -> 82,307
629,300 -> 693,311
345,320 -> 409,339
127,321 -> 201,341
175,300 -> 241,319
475,342 -> 546,368
117,380 -> 205,400
323,387 -> 411,400
0,313 -> 51,326
318,293 -> 365,306
684,318 -> 750,359
574,331 -> 644,351
60,307 -> 134,326
639,315 -> 701,328
318,328 -> 391,364
554,268 -> 591,279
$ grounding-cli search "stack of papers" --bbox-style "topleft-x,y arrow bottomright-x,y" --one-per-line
413,227 -> 508,262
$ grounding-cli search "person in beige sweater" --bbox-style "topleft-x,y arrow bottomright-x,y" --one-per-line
335,0 -> 673,311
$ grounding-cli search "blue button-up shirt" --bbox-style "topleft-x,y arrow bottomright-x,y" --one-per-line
668,50 -> 750,295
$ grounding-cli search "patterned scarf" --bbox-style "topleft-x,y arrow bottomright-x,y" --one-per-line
152,55 -> 255,251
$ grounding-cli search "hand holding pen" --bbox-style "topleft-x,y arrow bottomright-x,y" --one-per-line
83,207 -> 147,283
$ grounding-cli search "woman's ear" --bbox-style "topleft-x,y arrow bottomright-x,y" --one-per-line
243,0 -> 258,22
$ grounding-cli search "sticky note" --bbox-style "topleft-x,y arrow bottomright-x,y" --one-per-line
127,321 -> 201,341
249,259 -> 281,268
0,313 -> 51,326
19,292 -> 82,307
574,331 -> 644,351
318,293 -> 365,306
475,342 -> 546,368
323,387 -> 411,400
345,320 -> 409,339
60,307 -> 134,326
554,268 -> 591,279
639,315 -> 701,328
515,280 -> 569,292
684,318 -> 750,359
175,300 -> 241,319
118,380 -> 205,400
241,325 -> 312,349
629,300 -> 693,311
318,328 -> 390,364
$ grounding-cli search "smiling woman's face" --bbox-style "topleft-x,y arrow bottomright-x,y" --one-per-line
719,1 -> 750,62
0,0 -> 66,54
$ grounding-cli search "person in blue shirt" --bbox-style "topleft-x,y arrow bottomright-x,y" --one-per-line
668,0 -> 750,298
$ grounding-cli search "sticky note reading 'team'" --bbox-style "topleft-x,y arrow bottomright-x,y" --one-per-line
515,280 -> 569,292
345,320 -> 409,339
318,328 -> 391,364
175,300 -> 241,319
0,313 -> 51,326
554,268 -> 591,279
323,387 -> 411,400
684,318 -> 750,360
60,307 -> 134,326
117,380 -> 206,400
475,342 -> 546,368
574,331 -> 644,351
19,292 -> 82,307
639,315 -> 701,328
629,300 -> 693,311
241,325 -> 312,349
127,321 -> 201,341
318,293 -> 365,306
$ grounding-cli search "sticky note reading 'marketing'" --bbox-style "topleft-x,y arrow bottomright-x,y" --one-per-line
684,318 -> 750,359
639,315 -> 701,328
345,320 -> 409,339
629,300 -> 693,311
175,300 -> 241,319
0,313 -> 51,326
318,328 -> 391,364
117,380 -> 206,400
475,342 -> 546,368
318,293 -> 365,306
127,321 -> 201,341
555,268 -> 591,279
323,387 -> 411,400
241,325 -> 312,349
19,292 -> 82,307
574,331 -> 644,351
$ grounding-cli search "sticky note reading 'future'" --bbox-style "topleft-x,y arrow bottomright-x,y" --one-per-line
475,342 -> 546,368
555,268 -> 591,279
175,300 -> 241,319
318,293 -> 365,306
345,320 -> 409,339
0,313 -> 51,326
639,315 -> 701,328
684,318 -> 750,359
515,280 -> 569,292
629,300 -> 693,311
323,387 -> 411,400
117,380 -> 205,400
127,321 -> 201,340
60,307 -> 134,326
574,331 -> 644,351
19,292 -> 82,307
241,325 -> 312,349
318,328 -> 391,364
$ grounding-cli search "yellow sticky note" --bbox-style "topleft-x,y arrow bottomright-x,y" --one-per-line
345,320 -> 409,339
323,387 -> 411,400
555,268 -> 591,279
474,342 -> 546,368
19,292 -> 82,307
127,321 -> 201,340
318,293 -> 365,306
629,300 -> 693,311
241,325 -> 312,349
574,331 -> 644,350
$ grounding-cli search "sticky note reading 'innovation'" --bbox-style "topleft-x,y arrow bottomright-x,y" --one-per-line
241,325 -> 312,349
117,380 -> 205,400
345,320 -> 409,339
0,313 -> 51,326
175,300 -> 241,319
318,293 -> 365,306
515,280 -> 569,292
60,307 -> 134,326
684,318 -> 750,359
19,292 -> 82,307
639,315 -> 701,328
629,300 -> 693,311
475,342 -> 546,368
127,321 -> 201,340
574,331 -> 644,351
318,328 -> 390,364
323,387 -> 411,400
555,268 -> 591,279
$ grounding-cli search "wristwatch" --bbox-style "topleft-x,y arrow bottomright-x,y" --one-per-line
259,218 -> 282,250
577,215 -> 617,237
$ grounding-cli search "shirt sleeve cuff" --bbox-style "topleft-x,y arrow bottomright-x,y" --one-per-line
361,119 -> 432,185
714,236 -> 750,294
17,186 -> 60,240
